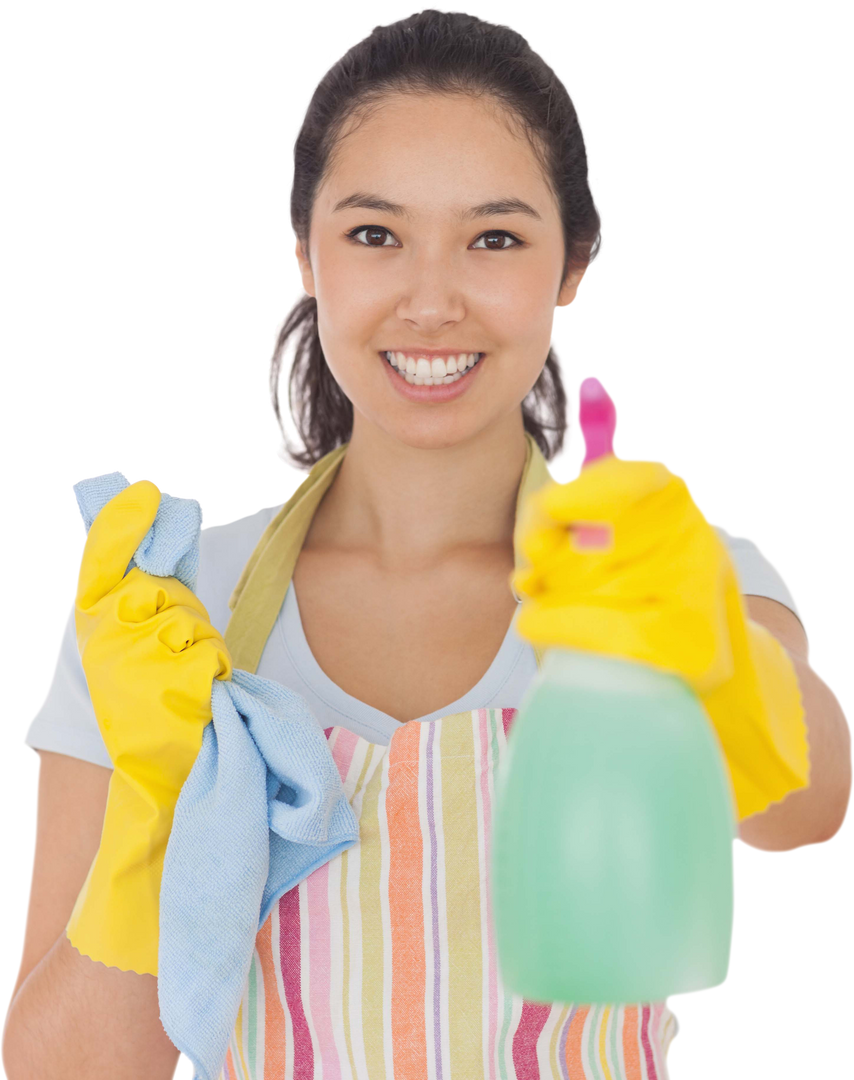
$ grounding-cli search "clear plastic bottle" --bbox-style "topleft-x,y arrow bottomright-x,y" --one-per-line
492,645 -> 737,1004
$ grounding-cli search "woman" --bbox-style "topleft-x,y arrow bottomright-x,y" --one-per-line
15,8 -> 833,1080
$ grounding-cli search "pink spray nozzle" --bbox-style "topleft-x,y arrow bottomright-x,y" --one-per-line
579,377 -> 617,467
570,375 -> 617,552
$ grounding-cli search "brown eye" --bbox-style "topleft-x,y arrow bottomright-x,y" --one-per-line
345,225 -> 392,247
472,231 -> 522,251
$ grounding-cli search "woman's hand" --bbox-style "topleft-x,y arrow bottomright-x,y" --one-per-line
513,456 -> 735,692
75,480 -> 231,792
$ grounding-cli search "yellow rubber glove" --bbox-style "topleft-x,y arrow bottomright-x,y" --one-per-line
66,480 -> 232,974
511,454 -> 810,821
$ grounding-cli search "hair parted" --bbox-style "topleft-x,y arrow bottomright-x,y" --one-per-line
271,9 -> 601,469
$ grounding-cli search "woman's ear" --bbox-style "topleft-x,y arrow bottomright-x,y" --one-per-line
552,270 -> 587,313
295,237 -> 316,298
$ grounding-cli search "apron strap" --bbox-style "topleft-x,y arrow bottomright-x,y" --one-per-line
223,443 -> 348,673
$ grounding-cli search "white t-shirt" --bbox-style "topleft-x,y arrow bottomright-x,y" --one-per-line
24,506 -> 803,769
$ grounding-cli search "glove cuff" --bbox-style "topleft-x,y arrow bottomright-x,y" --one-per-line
700,617 -> 810,821
65,770 -> 173,975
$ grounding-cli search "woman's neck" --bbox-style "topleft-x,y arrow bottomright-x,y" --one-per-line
305,415 -> 529,571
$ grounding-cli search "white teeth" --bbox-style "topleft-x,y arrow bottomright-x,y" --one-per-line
384,351 -> 481,386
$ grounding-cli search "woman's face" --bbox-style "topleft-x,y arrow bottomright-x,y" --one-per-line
296,91 -> 584,449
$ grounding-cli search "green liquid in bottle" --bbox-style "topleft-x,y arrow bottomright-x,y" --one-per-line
492,648 -> 736,1004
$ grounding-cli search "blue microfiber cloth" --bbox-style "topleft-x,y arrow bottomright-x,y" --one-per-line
73,472 -> 359,1080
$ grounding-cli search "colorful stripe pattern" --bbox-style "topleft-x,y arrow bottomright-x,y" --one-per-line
217,709 -> 679,1079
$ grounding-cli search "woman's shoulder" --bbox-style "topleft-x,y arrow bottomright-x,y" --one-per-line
712,525 -> 800,621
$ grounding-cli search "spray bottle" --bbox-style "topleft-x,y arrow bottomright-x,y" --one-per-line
492,378 -> 736,1004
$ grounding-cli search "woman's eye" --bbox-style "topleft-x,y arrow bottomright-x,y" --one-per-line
345,226 -> 522,250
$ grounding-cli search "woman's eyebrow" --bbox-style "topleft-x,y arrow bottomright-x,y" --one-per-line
331,192 -> 542,222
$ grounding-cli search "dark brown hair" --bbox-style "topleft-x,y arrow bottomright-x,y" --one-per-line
271,9 -> 601,469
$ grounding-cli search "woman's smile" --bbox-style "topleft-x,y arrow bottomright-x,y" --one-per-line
379,348 -> 487,402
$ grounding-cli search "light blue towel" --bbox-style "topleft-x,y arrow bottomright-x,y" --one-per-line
74,472 -> 359,1080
